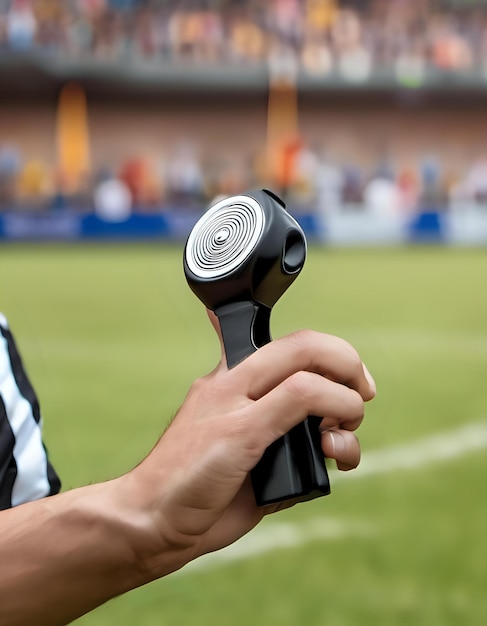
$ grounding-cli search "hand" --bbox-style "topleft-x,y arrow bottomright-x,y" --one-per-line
0,316 -> 375,626
132,313 -> 376,580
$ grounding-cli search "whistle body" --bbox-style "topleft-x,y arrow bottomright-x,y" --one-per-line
184,190 -> 330,506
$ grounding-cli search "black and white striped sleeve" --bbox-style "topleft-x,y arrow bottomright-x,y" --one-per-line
0,313 -> 61,510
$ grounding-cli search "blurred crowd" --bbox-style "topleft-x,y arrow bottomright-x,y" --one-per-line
2,0 -> 487,217
1,138 -> 487,218
1,0 -> 487,80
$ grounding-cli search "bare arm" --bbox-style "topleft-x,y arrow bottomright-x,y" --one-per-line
0,478 -> 151,626
0,329 -> 375,626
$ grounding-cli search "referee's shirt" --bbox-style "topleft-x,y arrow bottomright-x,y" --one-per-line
0,313 -> 60,509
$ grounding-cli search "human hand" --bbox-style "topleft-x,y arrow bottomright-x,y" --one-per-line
131,313 -> 376,581
0,314 -> 374,626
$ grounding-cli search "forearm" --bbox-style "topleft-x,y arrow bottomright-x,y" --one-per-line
0,326 -> 376,625
0,475 -> 171,626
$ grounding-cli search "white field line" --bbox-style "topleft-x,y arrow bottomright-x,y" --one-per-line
330,420 -> 487,484
180,421 -> 487,575
182,517 -> 376,574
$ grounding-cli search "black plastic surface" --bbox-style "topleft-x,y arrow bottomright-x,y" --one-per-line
185,189 -> 331,507
216,300 -> 330,507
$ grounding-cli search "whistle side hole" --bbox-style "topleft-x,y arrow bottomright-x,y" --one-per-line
283,232 -> 306,273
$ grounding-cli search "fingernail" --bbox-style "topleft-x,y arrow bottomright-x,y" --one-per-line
328,431 -> 345,455
363,364 -> 377,395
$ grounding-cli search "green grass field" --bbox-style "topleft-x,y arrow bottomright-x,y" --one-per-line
1,243 -> 486,626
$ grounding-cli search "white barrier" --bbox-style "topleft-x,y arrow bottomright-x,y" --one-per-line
444,203 -> 487,246
0,204 -> 486,245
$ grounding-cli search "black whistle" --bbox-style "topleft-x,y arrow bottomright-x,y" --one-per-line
184,189 -> 330,507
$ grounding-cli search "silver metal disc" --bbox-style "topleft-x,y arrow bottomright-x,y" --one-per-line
185,195 -> 265,278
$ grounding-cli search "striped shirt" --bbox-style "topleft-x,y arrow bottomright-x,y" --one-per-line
0,313 -> 60,509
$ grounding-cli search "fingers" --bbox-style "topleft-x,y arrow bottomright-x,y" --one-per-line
206,315 -> 376,406
204,322 -> 374,471
245,370 -> 365,449
231,329 -> 376,403
321,429 -> 361,471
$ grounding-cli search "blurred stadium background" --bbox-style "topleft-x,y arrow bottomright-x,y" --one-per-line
1,0 -> 487,244
1,1 -> 486,625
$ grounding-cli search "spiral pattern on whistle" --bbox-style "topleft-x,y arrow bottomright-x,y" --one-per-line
185,196 -> 265,278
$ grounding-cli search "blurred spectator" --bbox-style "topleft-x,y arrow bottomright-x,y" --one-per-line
210,160 -> 252,200
63,9 -> 93,57
268,0 -> 302,48
0,145 -> 21,206
229,13 -> 266,62
301,38 -> 333,76
418,155 -> 446,211
363,171 -> 401,216
341,165 -> 364,205
17,159 -> 51,208
6,0 -> 37,50
315,152 -> 346,214
456,158 -> 487,204
166,143 -> 204,207
3,1 -> 487,215
430,15 -> 473,71
119,156 -> 162,209
288,141 -> 321,206
93,172 -> 132,221
78,0 -> 107,18
2,138 -> 487,215
2,0 -> 487,77
396,166 -> 420,214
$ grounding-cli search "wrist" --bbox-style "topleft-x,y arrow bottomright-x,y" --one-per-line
115,466 -> 200,584
0,477 -> 179,626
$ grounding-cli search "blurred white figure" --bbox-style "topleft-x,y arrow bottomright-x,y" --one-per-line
301,40 -> 333,76
463,159 -> 487,203
363,176 -> 401,216
267,42 -> 298,83
332,8 -> 371,82
0,144 -> 21,177
166,143 -> 204,202
291,143 -> 320,205
315,155 -> 345,214
338,45 -> 372,82
7,0 -> 36,49
395,51 -> 426,88
94,176 -> 132,222
313,154 -> 345,244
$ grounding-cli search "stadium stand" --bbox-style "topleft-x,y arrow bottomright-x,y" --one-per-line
0,0 -> 487,244
2,0 -> 487,73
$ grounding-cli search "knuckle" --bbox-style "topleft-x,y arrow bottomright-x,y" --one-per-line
188,375 -> 206,393
283,370 -> 314,402
284,331 -> 364,379
223,409 -> 263,457
188,373 -> 227,406
348,389 -> 365,421
283,329 -> 321,362
222,409 -> 248,438
288,328 -> 319,350
336,337 -> 362,367
188,374 -> 219,399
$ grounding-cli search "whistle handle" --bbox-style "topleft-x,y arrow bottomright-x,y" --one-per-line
215,302 -> 330,507
215,301 -> 264,368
